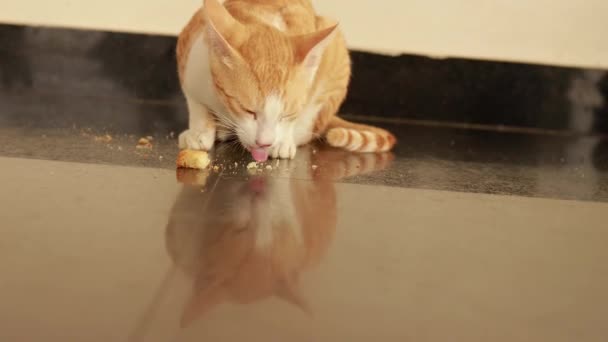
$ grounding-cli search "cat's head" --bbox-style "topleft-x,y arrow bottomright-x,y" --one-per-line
203,0 -> 338,160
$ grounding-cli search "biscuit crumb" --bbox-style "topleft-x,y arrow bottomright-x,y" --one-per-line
247,162 -> 257,169
176,149 -> 210,169
94,134 -> 113,143
136,137 -> 152,149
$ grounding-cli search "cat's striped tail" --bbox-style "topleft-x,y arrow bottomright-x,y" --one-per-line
324,117 -> 396,152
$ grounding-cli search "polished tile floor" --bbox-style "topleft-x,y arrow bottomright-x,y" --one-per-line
2,23 -> 608,341
2,145 -> 608,341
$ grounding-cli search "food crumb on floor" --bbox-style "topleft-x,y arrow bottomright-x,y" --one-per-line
176,149 -> 210,169
94,134 -> 113,143
136,137 -> 152,149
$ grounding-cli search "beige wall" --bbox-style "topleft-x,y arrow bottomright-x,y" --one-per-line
1,0 -> 607,68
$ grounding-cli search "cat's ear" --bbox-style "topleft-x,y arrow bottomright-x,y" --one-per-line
292,24 -> 339,72
203,0 -> 245,66
276,277 -> 311,315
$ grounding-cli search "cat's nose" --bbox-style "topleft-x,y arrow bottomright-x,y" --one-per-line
255,140 -> 272,148
256,123 -> 275,148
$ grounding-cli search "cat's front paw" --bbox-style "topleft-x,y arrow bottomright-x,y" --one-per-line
269,139 -> 297,159
178,129 -> 215,151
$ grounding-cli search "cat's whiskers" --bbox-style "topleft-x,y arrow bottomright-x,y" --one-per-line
216,116 -> 236,130
228,140 -> 242,154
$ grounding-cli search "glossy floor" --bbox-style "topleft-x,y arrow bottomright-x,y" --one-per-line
2,146 -> 608,341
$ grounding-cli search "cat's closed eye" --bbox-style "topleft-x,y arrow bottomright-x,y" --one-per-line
281,113 -> 297,121
244,109 -> 257,119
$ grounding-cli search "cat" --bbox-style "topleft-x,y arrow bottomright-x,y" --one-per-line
176,0 -> 396,162
165,144 -> 394,326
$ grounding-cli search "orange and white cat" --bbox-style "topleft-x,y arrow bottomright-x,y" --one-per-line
176,0 -> 396,162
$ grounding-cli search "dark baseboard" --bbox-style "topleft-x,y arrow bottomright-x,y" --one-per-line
1,23 -> 607,134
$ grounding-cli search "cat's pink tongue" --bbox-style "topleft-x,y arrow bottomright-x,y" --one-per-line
251,148 -> 269,162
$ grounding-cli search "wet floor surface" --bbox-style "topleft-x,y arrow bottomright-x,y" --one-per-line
2,124 -> 608,202
2,23 -> 608,341
2,148 -> 608,341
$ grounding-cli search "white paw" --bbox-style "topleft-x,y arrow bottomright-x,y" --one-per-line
269,139 -> 297,159
178,129 -> 215,151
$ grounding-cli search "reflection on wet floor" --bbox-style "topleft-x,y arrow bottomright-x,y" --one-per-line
3,153 -> 608,341
120,145 -> 394,341
166,146 -> 391,326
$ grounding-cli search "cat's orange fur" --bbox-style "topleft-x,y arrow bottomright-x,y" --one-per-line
165,144 -> 394,325
177,0 -> 395,161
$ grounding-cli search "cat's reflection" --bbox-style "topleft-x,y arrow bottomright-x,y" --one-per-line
165,144 -> 393,326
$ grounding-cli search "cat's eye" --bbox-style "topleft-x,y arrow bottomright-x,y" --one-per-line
245,109 -> 257,119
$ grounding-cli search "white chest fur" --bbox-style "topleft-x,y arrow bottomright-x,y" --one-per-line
182,31 -> 226,115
